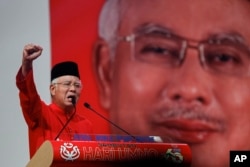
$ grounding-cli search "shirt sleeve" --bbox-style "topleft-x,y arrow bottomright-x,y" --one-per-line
16,67 -> 43,129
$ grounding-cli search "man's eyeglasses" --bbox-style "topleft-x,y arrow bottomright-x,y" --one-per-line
54,81 -> 82,90
118,29 -> 250,77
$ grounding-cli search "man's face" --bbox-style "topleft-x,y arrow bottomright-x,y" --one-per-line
50,75 -> 82,110
95,0 -> 250,166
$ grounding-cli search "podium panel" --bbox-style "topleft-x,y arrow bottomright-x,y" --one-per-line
27,139 -> 192,167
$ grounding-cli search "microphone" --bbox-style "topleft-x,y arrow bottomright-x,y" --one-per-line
71,96 -> 76,105
54,97 -> 76,140
83,102 -> 137,141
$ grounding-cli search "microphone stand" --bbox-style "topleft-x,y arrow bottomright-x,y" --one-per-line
84,102 -> 138,141
54,102 -> 76,141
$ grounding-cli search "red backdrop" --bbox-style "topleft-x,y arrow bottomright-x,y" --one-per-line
50,0 -> 110,134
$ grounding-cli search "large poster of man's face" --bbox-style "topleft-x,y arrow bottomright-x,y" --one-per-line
50,1 -> 250,167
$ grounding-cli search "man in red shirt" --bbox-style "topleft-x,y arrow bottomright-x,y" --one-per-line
16,43 -> 93,158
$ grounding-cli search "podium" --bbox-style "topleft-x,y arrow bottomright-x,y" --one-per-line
26,136 -> 192,167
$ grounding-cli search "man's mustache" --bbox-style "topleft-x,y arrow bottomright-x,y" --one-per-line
152,105 -> 225,130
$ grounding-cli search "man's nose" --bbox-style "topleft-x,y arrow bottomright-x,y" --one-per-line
165,49 -> 212,105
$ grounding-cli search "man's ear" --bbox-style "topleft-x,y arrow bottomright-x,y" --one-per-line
92,38 -> 113,109
50,84 -> 56,96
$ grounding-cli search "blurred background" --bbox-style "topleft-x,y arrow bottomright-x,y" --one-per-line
0,0 -> 50,166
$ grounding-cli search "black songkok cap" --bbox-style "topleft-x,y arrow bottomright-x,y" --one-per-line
51,61 -> 80,81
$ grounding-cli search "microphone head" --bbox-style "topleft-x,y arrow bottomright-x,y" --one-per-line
84,102 -> 90,108
69,96 -> 76,105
